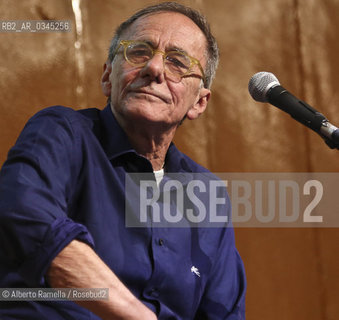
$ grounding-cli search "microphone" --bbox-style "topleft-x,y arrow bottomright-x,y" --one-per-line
248,71 -> 339,149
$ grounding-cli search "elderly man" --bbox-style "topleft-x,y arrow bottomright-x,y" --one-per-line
0,2 -> 246,319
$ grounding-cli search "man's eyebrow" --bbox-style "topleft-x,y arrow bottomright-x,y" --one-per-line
165,43 -> 188,54
142,39 -> 188,54
168,46 -> 188,54
142,39 -> 155,47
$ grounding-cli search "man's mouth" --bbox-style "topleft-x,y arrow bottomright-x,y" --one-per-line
129,88 -> 171,104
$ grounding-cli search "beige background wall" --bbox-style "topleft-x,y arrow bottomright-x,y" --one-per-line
0,0 -> 338,319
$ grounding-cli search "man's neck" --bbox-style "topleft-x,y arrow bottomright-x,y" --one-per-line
112,109 -> 177,171
126,126 -> 175,171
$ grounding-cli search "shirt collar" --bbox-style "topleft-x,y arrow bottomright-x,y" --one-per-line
165,143 -> 192,173
100,104 -> 135,160
99,104 -> 192,173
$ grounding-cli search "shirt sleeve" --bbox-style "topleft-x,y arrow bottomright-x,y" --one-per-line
195,225 -> 247,319
0,107 -> 94,287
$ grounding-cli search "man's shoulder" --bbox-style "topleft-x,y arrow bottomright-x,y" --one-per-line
25,106 -> 103,136
32,106 -> 100,123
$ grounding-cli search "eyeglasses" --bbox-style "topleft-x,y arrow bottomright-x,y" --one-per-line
114,40 -> 206,87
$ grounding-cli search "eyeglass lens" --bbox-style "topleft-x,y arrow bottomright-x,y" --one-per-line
125,42 -> 192,82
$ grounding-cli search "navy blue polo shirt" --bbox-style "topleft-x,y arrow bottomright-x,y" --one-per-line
0,105 -> 246,319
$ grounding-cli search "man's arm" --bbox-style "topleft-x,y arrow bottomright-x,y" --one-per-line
0,108 -> 156,319
47,239 -> 157,320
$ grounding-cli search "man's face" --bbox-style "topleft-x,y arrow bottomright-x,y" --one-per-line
102,11 -> 210,129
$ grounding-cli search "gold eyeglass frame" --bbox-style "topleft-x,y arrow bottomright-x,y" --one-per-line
113,40 -> 207,87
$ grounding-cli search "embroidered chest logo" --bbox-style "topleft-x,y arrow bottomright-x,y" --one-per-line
191,266 -> 201,277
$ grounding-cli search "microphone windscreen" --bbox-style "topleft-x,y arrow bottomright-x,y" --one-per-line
248,72 -> 280,102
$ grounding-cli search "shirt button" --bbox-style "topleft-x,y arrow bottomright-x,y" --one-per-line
158,238 -> 164,246
149,288 -> 159,298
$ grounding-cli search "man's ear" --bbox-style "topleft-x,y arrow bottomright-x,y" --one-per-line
186,87 -> 211,120
101,61 -> 112,97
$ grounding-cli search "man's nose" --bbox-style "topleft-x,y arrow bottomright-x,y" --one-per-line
139,52 -> 166,84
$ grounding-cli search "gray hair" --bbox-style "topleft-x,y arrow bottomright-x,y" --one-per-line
107,1 -> 219,89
